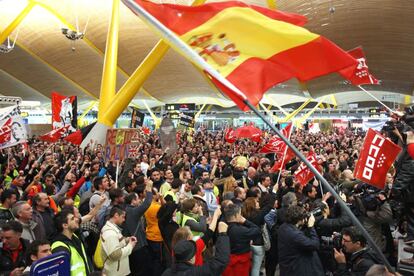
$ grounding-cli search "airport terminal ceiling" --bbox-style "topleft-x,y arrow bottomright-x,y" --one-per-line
0,0 -> 413,110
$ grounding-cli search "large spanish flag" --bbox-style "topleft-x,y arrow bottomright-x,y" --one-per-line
124,0 -> 358,110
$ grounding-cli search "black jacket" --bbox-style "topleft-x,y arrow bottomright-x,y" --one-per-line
162,235 -> 230,276
315,211 -> 352,237
0,238 -> 30,275
0,207 -> 13,225
334,247 -> 382,276
227,220 -> 261,254
278,223 -> 324,276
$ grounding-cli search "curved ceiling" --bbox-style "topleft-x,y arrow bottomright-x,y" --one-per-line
0,0 -> 413,110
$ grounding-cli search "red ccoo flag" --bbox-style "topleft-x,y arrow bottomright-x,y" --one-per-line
339,47 -> 379,86
123,0 -> 359,111
294,152 -> 321,186
354,128 -> 401,189
270,148 -> 295,172
0,118 -> 12,144
225,128 -> 236,143
260,123 -> 292,154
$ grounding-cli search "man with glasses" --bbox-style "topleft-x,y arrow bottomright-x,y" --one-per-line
334,226 -> 382,275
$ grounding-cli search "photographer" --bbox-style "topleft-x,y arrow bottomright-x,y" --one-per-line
278,205 -> 324,276
387,109 -> 414,244
313,197 -> 352,273
334,226 -> 382,276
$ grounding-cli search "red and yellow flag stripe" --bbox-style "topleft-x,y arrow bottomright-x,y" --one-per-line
131,0 -> 357,109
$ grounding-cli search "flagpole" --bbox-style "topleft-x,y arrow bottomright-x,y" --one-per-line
122,0 -> 393,271
115,160 -> 120,187
36,143 -> 54,164
274,123 -> 293,186
318,179 -> 324,195
243,98 -> 393,272
358,85 -> 394,113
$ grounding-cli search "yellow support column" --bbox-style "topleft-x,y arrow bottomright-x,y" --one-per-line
194,103 -> 207,121
101,0 -> 207,126
97,0 -> 120,125
280,99 -> 312,122
144,101 -> 161,129
101,41 -> 169,126
330,95 -> 338,108
259,102 -> 278,122
0,1 -> 36,44
296,97 -> 327,124
78,101 -> 97,127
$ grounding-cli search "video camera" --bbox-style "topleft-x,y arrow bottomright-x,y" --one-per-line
352,183 -> 385,212
383,105 -> 414,134
320,232 -> 343,251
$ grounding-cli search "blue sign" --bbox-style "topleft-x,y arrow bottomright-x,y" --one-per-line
30,252 -> 70,276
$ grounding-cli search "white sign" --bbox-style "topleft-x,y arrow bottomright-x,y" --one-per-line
0,105 -> 28,149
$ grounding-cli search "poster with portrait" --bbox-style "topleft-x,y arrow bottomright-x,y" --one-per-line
105,129 -> 142,161
130,107 -> 145,128
51,91 -> 77,133
0,105 -> 28,149
159,117 -> 178,154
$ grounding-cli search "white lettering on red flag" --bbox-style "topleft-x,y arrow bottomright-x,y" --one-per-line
354,128 -> 401,189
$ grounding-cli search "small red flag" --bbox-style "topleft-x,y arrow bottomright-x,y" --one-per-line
270,148 -> 296,172
260,123 -> 292,154
234,124 -> 262,143
0,118 -> 12,144
64,122 -> 96,145
142,127 -> 151,136
294,153 -> 321,186
224,128 -> 236,143
39,126 -> 69,143
339,47 -> 379,85
354,129 -> 401,189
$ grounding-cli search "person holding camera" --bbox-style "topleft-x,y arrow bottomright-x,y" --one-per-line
334,226 -> 382,276
278,205 -> 324,276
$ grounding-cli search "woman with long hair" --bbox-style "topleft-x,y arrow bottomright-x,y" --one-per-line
241,196 -> 274,276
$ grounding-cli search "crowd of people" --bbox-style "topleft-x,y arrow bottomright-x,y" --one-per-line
0,121 -> 411,276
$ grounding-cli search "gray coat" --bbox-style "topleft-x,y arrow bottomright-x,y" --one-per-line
123,191 -> 153,250
360,201 -> 393,251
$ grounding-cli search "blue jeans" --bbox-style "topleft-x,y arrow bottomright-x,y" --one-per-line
251,245 -> 265,276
